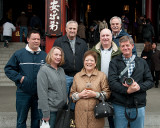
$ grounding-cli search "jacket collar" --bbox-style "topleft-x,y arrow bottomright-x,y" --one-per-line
95,41 -> 119,53
63,35 -> 82,44
25,44 -> 41,54
79,68 -> 98,77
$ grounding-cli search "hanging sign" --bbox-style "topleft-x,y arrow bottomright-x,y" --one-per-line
45,0 -> 62,36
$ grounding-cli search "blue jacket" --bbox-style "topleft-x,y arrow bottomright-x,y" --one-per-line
4,48 -> 47,95
112,29 -> 137,56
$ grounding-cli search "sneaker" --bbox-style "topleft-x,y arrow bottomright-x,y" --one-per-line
4,40 -> 9,48
6,40 -> 9,47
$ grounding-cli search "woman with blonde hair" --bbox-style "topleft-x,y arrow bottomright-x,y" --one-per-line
37,46 -> 67,128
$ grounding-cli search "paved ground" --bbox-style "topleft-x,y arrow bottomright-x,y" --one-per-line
0,85 -> 160,128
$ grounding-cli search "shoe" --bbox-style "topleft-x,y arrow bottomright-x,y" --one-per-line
6,40 -> 9,47
4,40 -> 8,48
155,84 -> 158,88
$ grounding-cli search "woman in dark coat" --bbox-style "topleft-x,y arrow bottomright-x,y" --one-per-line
151,42 -> 160,88
142,18 -> 155,43
141,41 -> 153,70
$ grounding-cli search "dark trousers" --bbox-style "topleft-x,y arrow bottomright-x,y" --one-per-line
108,116 -> 115,128
155,71 -> 160,86
16,92 -> 40,128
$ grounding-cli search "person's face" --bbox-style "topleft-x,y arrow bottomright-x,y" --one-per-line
100,29 -> 112,46
84,55 -> 96,72
27,33 -> 41,51
110,18 -> 122,33
51,48 -> 62,65
66,23 -> 78,39
120,40 -> 134,58
152,43 -> 157,49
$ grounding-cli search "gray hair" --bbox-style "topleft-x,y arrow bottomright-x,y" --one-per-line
66,20 -> 78,28
119,36 -> 134,45
110,16 -> 122,25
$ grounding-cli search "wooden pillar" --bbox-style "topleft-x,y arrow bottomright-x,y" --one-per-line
71,0 -> 78,21
45,0 -> 66,53
146,0 -> 152,20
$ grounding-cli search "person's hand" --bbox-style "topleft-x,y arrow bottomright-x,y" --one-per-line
127,81 -> 140,94
84,90 -> 97,98
142,56 -> 147,59
78,89 -> 87,99
20,76 -> 24,83
42,117 -> 50,122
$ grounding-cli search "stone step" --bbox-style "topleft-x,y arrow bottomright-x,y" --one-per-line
0,82 -> 15,86
0,112 -> 159,128
0,77 -> 13,82
0,112 -> 30,128
0,60 -> 8,65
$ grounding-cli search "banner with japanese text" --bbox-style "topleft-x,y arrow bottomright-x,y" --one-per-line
45,0 -> 62,36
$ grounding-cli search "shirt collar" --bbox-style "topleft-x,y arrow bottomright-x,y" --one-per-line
100,45 -> 112,51
25,44 -> 41,54
122,55 -> 132,62
112,29 -> 122,38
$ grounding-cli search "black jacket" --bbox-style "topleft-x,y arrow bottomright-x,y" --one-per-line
108,54 -> 153,108
53,35 -> 88,76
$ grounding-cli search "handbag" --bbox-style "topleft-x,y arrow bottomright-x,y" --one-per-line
94,93 -> 114,119
40,120 -> 50,128
55,99 -> 75,128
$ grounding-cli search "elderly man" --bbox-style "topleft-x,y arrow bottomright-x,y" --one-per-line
108,36 -> 153,128
53,20 -> 88,109
110,16 -> 137,56
92,28 -> 121,128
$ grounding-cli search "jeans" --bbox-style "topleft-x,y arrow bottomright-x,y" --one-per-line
113,104 -> 145,128
20,26 -> 28,42
49,112 -> 57,128
16,92 -> 40,128
65,75 -> 75,110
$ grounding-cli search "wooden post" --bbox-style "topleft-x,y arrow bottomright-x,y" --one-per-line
45,0 -> 66,53
146,0 -> 152,20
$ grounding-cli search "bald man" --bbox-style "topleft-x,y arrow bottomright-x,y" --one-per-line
92,28 -> 121,128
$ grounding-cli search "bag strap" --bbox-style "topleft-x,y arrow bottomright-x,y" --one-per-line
119,55 -> 136,79
125,98 -> 138,122
99,93 -> 105,103
67,98 -> 73,111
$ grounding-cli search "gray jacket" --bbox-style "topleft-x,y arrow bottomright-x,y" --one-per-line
37,63 -> 67,118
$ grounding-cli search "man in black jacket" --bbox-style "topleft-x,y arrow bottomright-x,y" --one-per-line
108,35 -> 153,128
53,20 -> 88,109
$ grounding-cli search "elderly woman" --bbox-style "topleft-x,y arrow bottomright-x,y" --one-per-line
70,50 -> 111,128
37,46 -> 67,128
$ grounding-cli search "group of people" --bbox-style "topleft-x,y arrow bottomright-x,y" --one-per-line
4,16 -> 154,128
141,41 -> 160,88
0,11 -> 43,48
137,15 -> 155,43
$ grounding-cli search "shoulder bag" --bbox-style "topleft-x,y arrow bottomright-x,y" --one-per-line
94,93 -> 114,119
55,99 -> 75,128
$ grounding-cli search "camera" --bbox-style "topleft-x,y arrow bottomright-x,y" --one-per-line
122,76 -> 134,85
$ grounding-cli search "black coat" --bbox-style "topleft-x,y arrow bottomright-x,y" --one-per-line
53,35 -> 88,76
108,54 -> 153,108
142,24 -> 155,42
141,50 -> 153,70
151,49 -> 160,71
